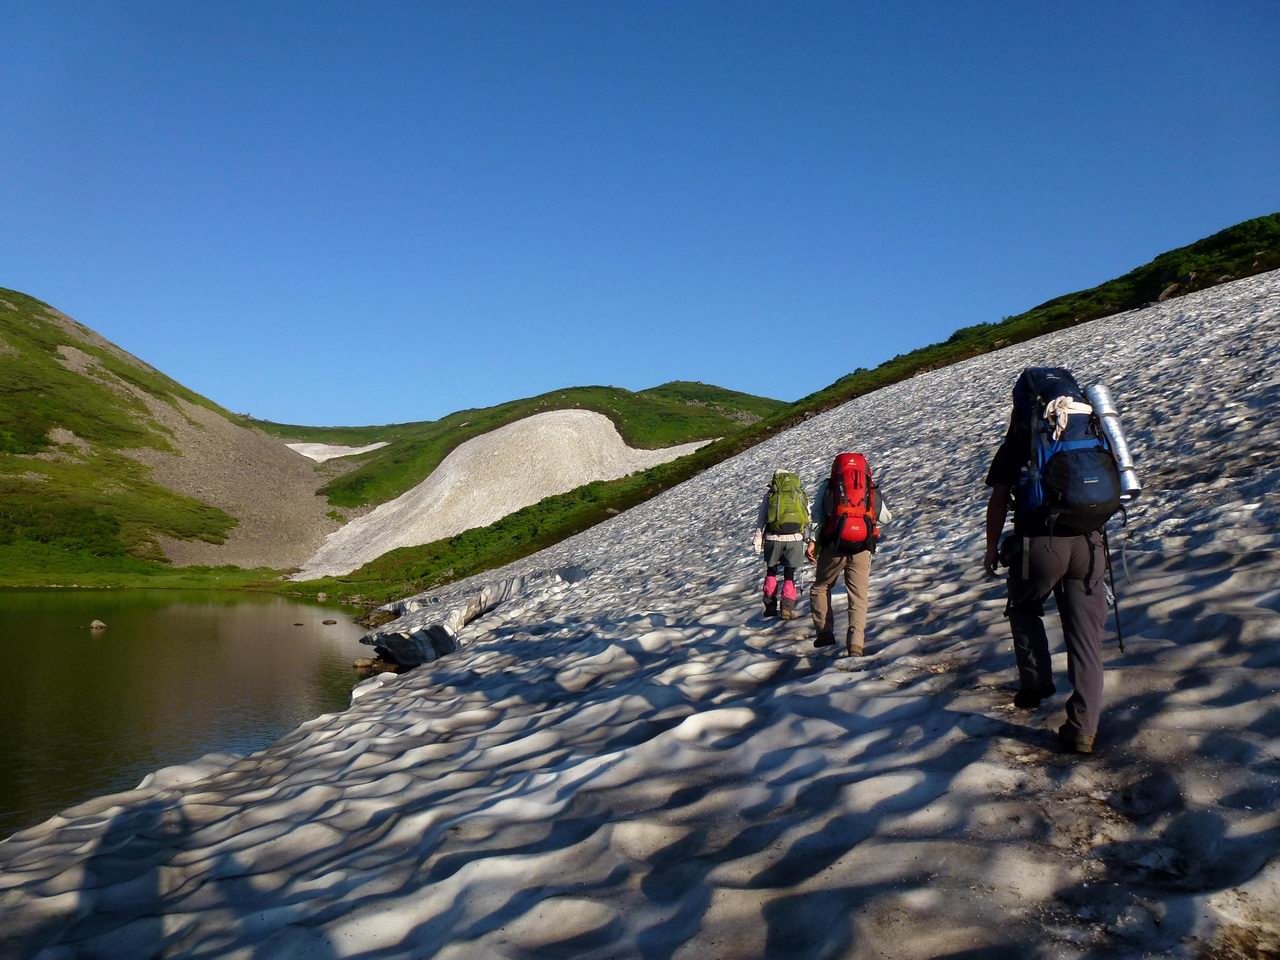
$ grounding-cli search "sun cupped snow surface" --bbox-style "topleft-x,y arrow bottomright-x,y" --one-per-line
293,410 -> 710,579
3,272 -> 1279,958
285,441 -> 389,462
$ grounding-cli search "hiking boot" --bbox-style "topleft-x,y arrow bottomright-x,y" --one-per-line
1012,681 -> 1057,710
813,632 -> 836,648
762,574 -> 778,618
1057,724 -> 1095,755
845,632 -> 862,657
779,581 -> 798,619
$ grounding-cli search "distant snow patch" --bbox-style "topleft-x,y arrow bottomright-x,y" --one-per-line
286,441 -> 390,462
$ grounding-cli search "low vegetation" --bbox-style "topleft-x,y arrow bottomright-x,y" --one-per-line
0,541 -> 274,590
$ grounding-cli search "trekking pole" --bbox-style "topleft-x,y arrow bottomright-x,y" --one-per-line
1118,505 -> 1132,584
1101,528 -> 1125,653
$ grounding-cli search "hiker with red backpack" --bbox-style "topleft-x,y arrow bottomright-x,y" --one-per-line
983,367 -> 1140,755
753,470 -> 811,619
806,452 -> 892,655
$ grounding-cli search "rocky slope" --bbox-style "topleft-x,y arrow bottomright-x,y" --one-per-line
0,290 -> 341,569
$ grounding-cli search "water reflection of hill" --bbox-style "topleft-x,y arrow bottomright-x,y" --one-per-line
0,590 -> 364,837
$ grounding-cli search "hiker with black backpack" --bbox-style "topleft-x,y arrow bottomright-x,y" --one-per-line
806,452 -> 892,655
983,367 -> 1140,755
753,470 -> 811,619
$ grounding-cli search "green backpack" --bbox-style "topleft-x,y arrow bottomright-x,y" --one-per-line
766,471 -> 809,535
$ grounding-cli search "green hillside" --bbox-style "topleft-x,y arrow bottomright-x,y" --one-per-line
253,381 -> 786,509
0,291 -> 246,456
796,212 -> 1280,413
0,288 -> 782,585
294,212 -> 1280,601
0,291 -> 241,571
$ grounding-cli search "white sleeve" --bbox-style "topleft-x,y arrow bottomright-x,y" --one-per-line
876,487 -> 893,524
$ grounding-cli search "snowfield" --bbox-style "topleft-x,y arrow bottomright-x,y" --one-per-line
293,410 -> 711,579
2,272 -> 1279,958
286,441 -> 390,462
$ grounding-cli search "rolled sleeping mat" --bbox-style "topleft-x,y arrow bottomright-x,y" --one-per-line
1084,383 -> 1141,502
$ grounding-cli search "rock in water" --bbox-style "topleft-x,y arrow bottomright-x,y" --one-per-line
322,619 -> 337,625
88,620 -> 106,630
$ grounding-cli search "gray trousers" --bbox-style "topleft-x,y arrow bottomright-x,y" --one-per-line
810,547 -> 872,653
764,538 -> 806,570
1006,534 -> 1109,737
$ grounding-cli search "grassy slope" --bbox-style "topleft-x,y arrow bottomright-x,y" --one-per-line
294,212 -> 1280,602
0,290 -> 243,455
0,291 -> 241,570
797,212 -> 1280,412
0,287 -> 782,586
254,381 -> 787,509
0,542 -> 277,590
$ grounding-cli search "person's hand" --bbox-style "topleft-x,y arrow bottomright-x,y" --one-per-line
983,543 -> 1000,577
805,542 -> 817,564
753,532 -> 763,555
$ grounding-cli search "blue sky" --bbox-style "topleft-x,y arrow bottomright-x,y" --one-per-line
3,2 -> 1278,425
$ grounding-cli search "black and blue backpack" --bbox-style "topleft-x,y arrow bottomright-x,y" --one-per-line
1011,367 -> 1122,536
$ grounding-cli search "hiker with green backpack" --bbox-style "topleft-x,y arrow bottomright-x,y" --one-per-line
983,367 -> 1140,755
753,470 -> 811,619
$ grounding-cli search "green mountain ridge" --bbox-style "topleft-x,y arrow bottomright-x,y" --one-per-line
252,381 -> 786,509
0,293 -> 781,583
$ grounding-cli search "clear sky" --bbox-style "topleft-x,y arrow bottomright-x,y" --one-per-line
3,2 -> 1278,425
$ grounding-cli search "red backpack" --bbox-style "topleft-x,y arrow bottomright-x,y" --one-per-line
823,452 -> 879,554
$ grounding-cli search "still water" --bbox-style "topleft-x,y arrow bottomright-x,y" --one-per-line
0,589 -> 368,839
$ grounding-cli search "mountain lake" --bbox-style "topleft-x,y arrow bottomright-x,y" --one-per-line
0,589 -> 369,839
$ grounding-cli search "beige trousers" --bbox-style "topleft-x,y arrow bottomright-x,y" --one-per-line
809,547 -> 872,652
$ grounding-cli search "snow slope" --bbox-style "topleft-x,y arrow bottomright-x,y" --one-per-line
286,441 -> 390,462
2,272 -> 1279,959
293,410 -> 710,579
